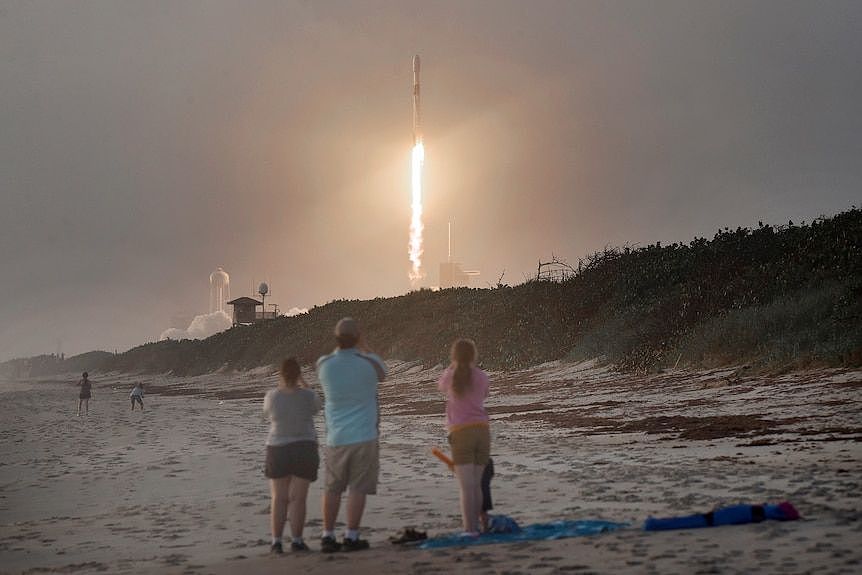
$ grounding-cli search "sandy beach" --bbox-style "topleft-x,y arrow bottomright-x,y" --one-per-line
1,362 -> 860,574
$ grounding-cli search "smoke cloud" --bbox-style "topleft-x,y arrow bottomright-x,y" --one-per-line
159,311 -> 232,341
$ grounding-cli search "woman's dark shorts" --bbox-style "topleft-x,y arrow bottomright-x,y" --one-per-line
265,441 -> 319,481
79,393 -> 91,400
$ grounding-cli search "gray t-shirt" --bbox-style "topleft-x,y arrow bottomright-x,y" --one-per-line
263,387 -> 321,446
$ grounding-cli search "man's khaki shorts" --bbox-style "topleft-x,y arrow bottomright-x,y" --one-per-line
324,439 -> 379,495
448,424 -> 490,466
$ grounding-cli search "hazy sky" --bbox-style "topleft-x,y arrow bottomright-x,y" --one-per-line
1,0 -> 860,360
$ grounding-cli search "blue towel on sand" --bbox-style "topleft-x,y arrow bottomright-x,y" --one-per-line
643,502 -> 800,531
418,520 -> 625,549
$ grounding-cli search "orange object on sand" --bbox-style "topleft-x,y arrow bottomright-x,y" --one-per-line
431,447 -> 455,471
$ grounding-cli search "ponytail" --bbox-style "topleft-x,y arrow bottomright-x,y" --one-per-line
450,339 -> 477,397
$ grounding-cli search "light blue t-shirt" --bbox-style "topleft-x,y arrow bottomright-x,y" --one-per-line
317,348 -> 387,447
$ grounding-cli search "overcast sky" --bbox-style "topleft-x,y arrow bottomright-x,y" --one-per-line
1,0 -> 860,360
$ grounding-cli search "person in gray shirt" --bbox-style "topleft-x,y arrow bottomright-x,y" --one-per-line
263,358 -> 321,553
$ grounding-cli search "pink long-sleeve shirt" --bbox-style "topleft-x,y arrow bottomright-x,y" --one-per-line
437,366 -> 489,429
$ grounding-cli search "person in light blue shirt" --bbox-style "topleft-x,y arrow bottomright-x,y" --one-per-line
316,317 -> 386,553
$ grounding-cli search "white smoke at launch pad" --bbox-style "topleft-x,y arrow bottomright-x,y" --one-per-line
160,310 -> 232,341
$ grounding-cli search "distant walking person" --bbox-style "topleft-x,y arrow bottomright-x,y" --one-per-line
77,372 -> 92,416
438,339 -> 490,536
263,358 -> 321,554
316,318 -> 386,552
130,383 -> 145,411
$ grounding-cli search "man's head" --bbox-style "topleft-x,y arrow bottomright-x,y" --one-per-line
335,317 -> 360,349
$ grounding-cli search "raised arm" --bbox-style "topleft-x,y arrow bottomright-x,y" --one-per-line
358,353 -> 387,383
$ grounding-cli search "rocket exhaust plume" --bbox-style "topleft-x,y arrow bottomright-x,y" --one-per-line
409,54 -> 425,285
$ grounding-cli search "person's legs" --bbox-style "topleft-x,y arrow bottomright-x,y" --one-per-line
77,399 -> 82,416
130,398 -> 135,411
479,460 -> 494,532
270,477 -> 290,542
342,440 -> 377,539
139,397 -> 144,411
287,477 -> 310,539
473,428 -> 492,531
480,510 -> 490,532
455,464 -> 479,533
451,426 -> 487,534
83,398 -> 89,415
322,490 -> 341,533
322,444 -> 347,536
472,464 -> 484,530
345,489 -> 366,531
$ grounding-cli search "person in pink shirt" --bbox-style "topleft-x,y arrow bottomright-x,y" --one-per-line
437,338 -> 490,535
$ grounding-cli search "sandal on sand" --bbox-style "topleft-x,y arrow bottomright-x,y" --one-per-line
388,527 -> 428,545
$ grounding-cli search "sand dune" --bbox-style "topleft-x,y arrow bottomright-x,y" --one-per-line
1,362 -> 860,574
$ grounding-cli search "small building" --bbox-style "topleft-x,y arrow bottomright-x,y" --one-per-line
227,297 -> 263,326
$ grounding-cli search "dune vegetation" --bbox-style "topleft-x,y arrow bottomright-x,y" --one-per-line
3,209 -> 860,378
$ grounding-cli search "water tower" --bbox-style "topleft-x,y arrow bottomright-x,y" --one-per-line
258,282 -> 268,319
210,267 -> 231,313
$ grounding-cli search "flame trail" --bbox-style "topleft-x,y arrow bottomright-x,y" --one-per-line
409,140 -> 425,285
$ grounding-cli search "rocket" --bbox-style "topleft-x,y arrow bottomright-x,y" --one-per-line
413,54 -> 421,145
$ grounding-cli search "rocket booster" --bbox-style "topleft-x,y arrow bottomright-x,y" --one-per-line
413,54 -> 421,145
